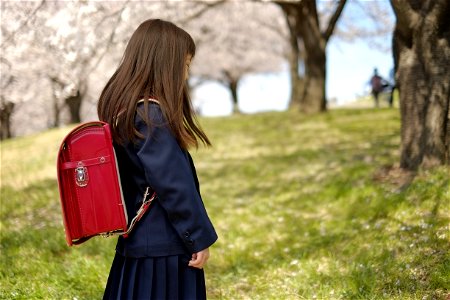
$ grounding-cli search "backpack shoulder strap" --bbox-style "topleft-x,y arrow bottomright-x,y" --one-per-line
137,98 -> 160,105
121,187 -> 157,238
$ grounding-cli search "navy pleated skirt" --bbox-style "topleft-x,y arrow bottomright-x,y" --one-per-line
103,252 -> 206,300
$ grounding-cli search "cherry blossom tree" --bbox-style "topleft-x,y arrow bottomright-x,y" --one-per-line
1,58 -> 16,139
36,1 -> 130,125
1,1 -> 47,139
274,0 -> 347,113
1,1 -> 221,137
187,1 -> 288,114
335,1 -> 394,52
1,1 -> 131,136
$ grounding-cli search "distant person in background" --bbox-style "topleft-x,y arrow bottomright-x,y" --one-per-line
370,68 -> 386,108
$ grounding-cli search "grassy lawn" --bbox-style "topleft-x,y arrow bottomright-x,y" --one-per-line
1,108 -> 449,299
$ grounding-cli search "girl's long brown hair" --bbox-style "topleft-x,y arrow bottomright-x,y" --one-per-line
97,19 -> 210,149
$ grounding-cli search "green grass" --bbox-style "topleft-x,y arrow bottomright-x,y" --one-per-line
1,108 -> 449,299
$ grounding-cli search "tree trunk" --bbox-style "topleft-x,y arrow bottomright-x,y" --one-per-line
281,2 -> 304,110
52,93 -> 61,128
289,64 -> 304,111
300,37 -> 326,113
297,0 -> 328,114
65,90 -> 83,124
391,0 -> 450,170
49,76 -> 63,128
0,98 -> 15,140
276,0 -> 346,114
228,78 -> 240,114
222,70 -> 241,114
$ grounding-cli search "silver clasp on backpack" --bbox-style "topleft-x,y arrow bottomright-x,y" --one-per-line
75,163 -> 89,187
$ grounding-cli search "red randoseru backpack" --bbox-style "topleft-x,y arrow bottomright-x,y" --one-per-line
57,121 -> 155,246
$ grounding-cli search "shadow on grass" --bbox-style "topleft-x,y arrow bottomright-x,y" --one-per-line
208,163 -> 449,299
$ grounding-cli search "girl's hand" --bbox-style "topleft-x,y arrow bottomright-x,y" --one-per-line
188,248 -> 210,269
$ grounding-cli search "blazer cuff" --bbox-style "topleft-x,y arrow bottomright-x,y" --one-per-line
182,228 -> 218,253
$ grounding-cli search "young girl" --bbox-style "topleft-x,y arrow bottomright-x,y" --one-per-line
98,19 -> 218,300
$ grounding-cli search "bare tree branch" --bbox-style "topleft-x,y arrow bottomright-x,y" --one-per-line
86,0 -> 130,76
0,57 -> 12,69
323,0 -> 347,42
177,0 -> 226,25
94,1 -> 129,29
1,0 -> 46,48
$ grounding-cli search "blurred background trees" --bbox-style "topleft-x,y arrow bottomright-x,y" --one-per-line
275,0 -> 347,113
1,0 -> 448,169
188,1 -> 287,114
0,0 -> 219,137
1,1 -> 129,135
0,0 -> 387,136
1,1 -> 47,139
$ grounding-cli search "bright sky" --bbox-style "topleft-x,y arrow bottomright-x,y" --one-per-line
193,2 -> 395,116
327,36 -> 394,103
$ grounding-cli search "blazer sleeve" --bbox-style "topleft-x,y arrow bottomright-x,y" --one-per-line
135,107 -> 218,253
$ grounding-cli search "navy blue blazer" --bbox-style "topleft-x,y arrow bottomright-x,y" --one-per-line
113,103 -> 217,257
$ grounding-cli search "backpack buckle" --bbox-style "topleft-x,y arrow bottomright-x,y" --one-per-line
75,164 -> 89,187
